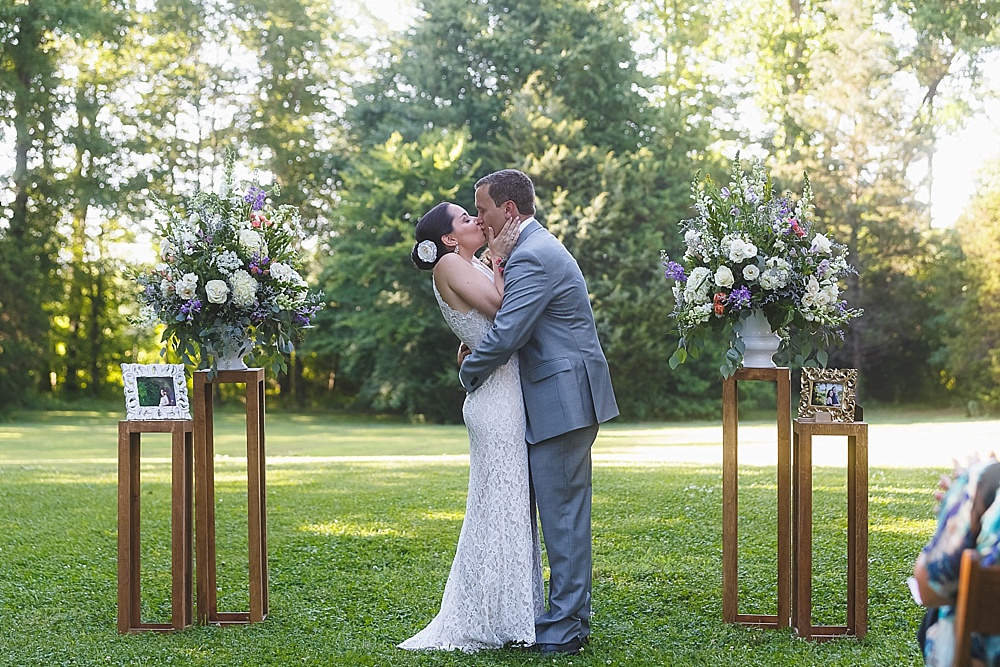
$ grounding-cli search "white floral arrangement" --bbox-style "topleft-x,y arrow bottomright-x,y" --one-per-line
135,152 -> 324,372
660,154 -> 863,377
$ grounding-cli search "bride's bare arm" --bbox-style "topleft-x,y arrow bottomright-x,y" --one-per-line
435,253 -> 503,318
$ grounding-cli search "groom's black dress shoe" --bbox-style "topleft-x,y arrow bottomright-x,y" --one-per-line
531,637 -> 585,655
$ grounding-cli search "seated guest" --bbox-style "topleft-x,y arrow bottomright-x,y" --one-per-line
913,456 -> 1000,667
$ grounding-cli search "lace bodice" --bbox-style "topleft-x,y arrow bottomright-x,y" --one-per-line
431,260 -> 494,349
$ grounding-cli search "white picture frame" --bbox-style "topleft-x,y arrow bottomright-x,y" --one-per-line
122,363 -> 191,420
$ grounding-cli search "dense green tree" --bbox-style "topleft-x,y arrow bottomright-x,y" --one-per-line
350,0 -> 650,159
941,160 -> 1000,412
53,8 -> 138,398
496,82 -> 721,418
0,0 -> 127,406
719,0 -> 975,402
886,0 -> 1000,213
307,131 -> 479,421
230,0 -> 357,403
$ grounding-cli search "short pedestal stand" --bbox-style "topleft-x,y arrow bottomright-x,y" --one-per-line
722,367 -> 792,629
792,419 -> 868,641
117,419 -> 194,633
193,369 -> 269,625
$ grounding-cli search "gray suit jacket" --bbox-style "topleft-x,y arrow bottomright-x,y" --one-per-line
460,219 -> 618,444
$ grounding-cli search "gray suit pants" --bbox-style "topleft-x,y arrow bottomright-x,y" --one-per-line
529,422 -> 599,645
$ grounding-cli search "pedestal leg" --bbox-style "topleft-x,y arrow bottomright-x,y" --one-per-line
847,432 -> 869,638
246,378 -> 268,622
793,429 -> 813,639
194,374 -> 218,623
722,376 -> 738,623
776,371 -> 791,629
171,425 -> 194,630
118,424 -> 141,632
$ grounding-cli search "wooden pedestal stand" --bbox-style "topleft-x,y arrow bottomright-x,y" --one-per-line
193,369 -> 269,625
117,420 -> 194,633
792,419 -> 868,641
722,367 -> 792,629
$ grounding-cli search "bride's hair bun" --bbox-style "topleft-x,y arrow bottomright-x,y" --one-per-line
411,202 -> 454,271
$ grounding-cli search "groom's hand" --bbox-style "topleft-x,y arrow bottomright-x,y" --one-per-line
457,342 -> 471,368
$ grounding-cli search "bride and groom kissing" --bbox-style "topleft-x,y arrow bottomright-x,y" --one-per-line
401,169 -> 619,655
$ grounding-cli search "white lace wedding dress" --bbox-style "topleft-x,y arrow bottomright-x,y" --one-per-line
399,260 -> 544,652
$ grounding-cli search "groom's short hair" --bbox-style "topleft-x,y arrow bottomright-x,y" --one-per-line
476,169 -> 535,216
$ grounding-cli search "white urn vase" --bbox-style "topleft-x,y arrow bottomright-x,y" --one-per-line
216,335 -> 254,371
737,309 -> 781,368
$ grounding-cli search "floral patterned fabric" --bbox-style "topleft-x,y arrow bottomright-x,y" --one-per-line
921,460 -> 1000,667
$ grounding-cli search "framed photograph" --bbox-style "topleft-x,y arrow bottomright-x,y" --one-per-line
798,368 -> 858,422
122,364 -> 191,420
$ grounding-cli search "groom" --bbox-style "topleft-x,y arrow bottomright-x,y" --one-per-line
460,169 -> 618,655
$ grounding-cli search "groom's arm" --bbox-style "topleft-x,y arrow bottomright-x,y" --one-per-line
459,248 -> 553,392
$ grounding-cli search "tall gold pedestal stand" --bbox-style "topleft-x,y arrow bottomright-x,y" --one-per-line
792,419 -> 868,641
722,367 -> 792,629
117,419 -> 194,633
193,369 -> 269,625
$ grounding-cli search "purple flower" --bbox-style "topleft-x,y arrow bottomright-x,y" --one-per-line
730,285 -> 752,309
244,185 -> 267,211
179,298 -> 202,322
293,304 -> 321,327
721,187 -> 731,199
664,261 -> 687,282
249,252 -> 271,277
817,259 -> 830,277
730,206 -> 738,216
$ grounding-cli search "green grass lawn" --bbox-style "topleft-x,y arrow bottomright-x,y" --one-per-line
0,408 -> 979,666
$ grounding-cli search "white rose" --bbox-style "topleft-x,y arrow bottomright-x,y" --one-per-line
270,261 -> 305,286
175,272 -> 198,300
811,233 -> 832,255
684,267 -> 713,303
714,265 -> 735,288
728,239 -> 758,263
205,279 -> 229,304
238,228 -> 264,253
824,283 -> 840,303
160,278 -> 173,297
743,265 -> 760,281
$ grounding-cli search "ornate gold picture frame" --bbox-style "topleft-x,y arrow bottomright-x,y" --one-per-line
798,368 -> 858,422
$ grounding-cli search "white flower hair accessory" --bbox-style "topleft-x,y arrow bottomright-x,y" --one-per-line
417,240 -> 438,263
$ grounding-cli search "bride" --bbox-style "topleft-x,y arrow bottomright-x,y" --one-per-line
399,201 -> 543,651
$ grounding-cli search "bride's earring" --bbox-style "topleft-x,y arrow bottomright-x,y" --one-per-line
454,243 -> 460,254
